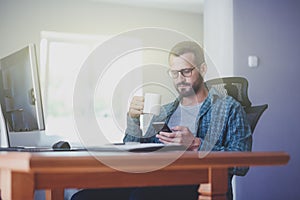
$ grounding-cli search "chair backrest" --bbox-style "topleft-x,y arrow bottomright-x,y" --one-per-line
205,77 -> 268,133
244,105 -> 268,133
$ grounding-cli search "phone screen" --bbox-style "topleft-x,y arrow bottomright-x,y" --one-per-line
152,122 -> 172,133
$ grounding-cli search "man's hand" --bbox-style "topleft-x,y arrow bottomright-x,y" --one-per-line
156,126 -> 201,151
128,96 -> 144,118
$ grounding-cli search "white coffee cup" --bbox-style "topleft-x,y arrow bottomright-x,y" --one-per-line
143,93 -> 161,116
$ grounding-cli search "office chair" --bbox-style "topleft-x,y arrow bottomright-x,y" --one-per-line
205,77 -> 268,133
199,77 -> 268,199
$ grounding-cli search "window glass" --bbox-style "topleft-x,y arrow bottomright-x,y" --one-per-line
40,32 -> 142,144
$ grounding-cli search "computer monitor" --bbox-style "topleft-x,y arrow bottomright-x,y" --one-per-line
0,44 -> 45,146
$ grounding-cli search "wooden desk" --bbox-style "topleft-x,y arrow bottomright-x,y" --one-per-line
0,151 -> 289,200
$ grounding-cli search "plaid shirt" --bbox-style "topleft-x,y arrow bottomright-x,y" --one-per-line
124,88 -> 252,176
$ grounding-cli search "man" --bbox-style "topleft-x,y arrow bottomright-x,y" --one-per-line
72,41 -> 252,200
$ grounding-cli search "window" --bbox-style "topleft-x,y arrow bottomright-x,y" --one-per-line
40,31 -> 142,145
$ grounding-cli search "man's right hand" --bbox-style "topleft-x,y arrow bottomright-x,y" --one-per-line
128,96 -> 144,118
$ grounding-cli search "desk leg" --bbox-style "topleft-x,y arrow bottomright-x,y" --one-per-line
45,189 -> 64,200
198,168 -> 228,200
0,170 -> 35,200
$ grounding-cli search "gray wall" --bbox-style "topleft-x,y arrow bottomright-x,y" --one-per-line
233,0 -> 300,199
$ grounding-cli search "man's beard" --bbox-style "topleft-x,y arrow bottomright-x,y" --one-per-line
176,77 -> 202,97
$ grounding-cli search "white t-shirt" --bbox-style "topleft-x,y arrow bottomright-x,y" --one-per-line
167,102 -> 203,136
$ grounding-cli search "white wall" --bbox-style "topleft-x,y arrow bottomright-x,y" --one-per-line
0,0 -> 203,57
203,0 -> 233,78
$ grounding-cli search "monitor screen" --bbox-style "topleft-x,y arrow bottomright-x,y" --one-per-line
0,44 -> 45,133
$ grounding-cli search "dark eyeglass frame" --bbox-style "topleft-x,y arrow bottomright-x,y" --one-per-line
167,67 -> 196,79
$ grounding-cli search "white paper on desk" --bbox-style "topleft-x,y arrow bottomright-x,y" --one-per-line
86,143 -> 185,152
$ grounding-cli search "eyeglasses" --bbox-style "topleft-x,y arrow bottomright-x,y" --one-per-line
167,67 -> 196,79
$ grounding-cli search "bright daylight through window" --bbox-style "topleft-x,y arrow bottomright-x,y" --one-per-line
40,31 -> 142,144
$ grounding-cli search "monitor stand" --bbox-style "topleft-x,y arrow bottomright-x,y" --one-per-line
0,103 -> 9,147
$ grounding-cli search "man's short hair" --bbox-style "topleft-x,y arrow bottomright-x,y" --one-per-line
169,41 -> 205,69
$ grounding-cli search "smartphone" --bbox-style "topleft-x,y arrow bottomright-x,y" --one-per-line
152,122 -> 172,133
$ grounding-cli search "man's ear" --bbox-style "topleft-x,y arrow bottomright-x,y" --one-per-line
199,63 -> 207,77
